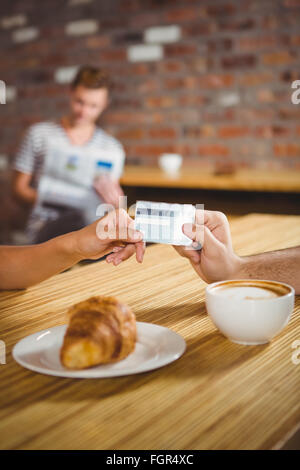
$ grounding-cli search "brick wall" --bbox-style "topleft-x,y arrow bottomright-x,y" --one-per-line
0,0 -> 300,239
1,0 -> 300,169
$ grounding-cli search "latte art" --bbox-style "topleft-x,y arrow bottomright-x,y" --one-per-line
213,286 -> 280,300
211,280 -> 289,300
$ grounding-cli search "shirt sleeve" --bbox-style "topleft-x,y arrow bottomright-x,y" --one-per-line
13,126 -> 36,174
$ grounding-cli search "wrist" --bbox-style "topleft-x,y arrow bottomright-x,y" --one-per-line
226,254 -> 248,280
55,231 -> 84,264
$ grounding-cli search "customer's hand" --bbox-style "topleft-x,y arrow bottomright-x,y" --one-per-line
174,210 -> 240,283
93,174 -> 124,208
71,208 -> 145,265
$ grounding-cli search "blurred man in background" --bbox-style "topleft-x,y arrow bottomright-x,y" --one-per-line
12,65 -> 125,244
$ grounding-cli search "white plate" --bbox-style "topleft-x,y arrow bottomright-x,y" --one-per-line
12,322 -> 186,378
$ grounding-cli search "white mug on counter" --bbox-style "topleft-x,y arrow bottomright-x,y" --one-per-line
158,153 -> 182,175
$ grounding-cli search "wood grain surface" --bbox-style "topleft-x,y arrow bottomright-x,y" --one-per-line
120,165 -> 300,193
0,213 -> 299,450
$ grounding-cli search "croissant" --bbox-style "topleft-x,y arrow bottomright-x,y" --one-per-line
60,296 -> 136,369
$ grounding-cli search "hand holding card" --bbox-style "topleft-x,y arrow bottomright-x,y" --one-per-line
134,200 -> 196,246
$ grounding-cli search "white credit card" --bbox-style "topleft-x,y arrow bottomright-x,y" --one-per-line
134,200 -> 195,246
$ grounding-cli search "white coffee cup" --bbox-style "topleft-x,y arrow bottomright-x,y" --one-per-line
205,279 -> 295,345
158,153 -> 182,175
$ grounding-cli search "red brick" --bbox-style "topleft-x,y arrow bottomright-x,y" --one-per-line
255,126 -> 290,138
235,108 -> 275,122
86,36 -> 111,49
206,4 -> 236,16
218,126 -> 249,138
237,35 -> 277,51
165,44 -> 197,57
156,61 -> 184,74
127,12 -> 160,28
262,51 -> 296,66
222,55 -> 256,68
105,111 -> 148,125
137,79 -> 160,94
132,144 -> 176,158
202,109 -> 235,122
278,108 -> 300,120
166,7 -> 198,22
113,96 -> 141,108
113,31 -> 143,44
116,128 -> 145,140
185,57 -> 210,73
131,63 -> 152,75
183,22 -> 217,37
148,127 -> 178,139
100,49 -> 126,61
290,34 -> 300,45
284,0 -> 300,6
184,125 -> 215,138
179,95 -> 210,107
238,72 -> 273,86
261,15 -> 278,30
197,144 -> 230,157
257,89 -> 275,103
164,76 -> 198,90
207,38 -> 233,52
218,18 -> 255,31
274,143 -> 300,157
173,143 -> 194,157
163,77 -> 183,90
145,96 -> 175,109
198,74 -> 234,88
40,53 -> 67,67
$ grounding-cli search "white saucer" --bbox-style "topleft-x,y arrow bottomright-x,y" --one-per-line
12,322 -> 186,378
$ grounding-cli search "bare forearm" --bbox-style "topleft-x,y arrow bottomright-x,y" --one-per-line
232,246 -> 300,294
0,234 -> 82,290
14,185 -> 37,206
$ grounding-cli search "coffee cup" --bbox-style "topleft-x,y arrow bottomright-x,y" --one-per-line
205,279 -> 295,345
158,153 -> 182,175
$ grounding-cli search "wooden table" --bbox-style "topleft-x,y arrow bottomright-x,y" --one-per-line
120,165 -> 300,193
0,214 -> 300,450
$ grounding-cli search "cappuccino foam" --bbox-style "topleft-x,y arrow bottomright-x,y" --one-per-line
214,286 -> 280,300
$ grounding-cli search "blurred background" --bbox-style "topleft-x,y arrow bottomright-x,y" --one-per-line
0,0 -> 300,243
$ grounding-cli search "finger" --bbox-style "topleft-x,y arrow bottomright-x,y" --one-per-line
111,244 -> 136,265
203,210 -> 228,229
181,222 -> 223,256
106,253 -> 115,263
194,209 -> 228,232
135,241 -> 145,263
119,210 -> 144,243
194,209 -> 231,246
106,250 -> 126,263
97,209 -> 143,243
112,246 -> 124,252
173,244 -> 201,264
104,184 -> 118,206
202,225 -> 224,253
118,185 -> 124,196
182,223 -> 204,245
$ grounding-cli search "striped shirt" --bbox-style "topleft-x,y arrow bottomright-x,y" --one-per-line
13,121 -> 125,241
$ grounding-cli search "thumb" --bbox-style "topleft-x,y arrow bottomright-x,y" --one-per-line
202,225 -> 224,253
182,223 -> 204,246
183,223 -> 223,253
124,227 -> 144,243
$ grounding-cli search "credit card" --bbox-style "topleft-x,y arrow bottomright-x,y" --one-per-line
134,200 -> 195,246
